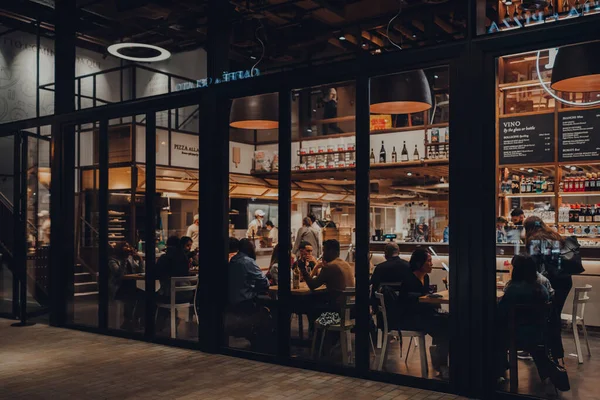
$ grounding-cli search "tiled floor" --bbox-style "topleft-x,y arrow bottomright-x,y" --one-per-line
0,319 -> 466,400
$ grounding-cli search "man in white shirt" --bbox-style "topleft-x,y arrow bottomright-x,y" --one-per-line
247,209 -> 265,239
310,214 -> 323,250
186,214 -> 200,250
265,220 -> 278,245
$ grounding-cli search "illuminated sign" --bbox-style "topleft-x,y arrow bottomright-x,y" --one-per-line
487,2 -> 600,34
175,69 -> 260,91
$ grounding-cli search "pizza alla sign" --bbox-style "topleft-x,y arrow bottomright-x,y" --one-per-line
171,132 -> 199,168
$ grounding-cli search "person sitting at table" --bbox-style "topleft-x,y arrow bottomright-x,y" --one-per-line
370,242 -> 409,308
226,238 -> 272,352
397,248 -> 449,379
293,241 -> 318,277
229,237 -> 239,262
299,239 -> 354,307
108,242 -> 145,331
267,244 -> 280,285
156,236 -> 193,332
495,254 -> 568,389
181,236 -> 198,269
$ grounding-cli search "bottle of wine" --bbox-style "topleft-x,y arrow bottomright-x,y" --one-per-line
413,145 -> 419,161
370,148 -> 375,164
401,141 -> 409,162
379,141 -> 386,163
391,146 -> 397,163
595,204 -> 600,222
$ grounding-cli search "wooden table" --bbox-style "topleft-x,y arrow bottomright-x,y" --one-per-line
268,282 -> 327,296
419,289 -> 505,305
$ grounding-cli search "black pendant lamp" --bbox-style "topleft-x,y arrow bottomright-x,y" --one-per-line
370,69 -> 432,114
230,93 -> 279,129
551,42 -> 600,93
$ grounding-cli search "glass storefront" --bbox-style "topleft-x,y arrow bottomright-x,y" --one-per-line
1,4 -> 600,399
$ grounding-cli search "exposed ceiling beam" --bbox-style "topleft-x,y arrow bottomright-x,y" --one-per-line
361,31 -> 384,47
434,16 -> 455,34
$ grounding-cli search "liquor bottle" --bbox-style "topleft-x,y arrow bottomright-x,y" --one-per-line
587,205 -> 594,222
431,128 -> 439,143
547,178 -> 554,192
520,175 -> 527,193
413,145 -> 420,161
391,147 -> 397,163
596,173 -> 600,191
536,174 -> 543,194
595,204 -> 600,222
526,178 -> 533,193
379,141 -> 386,163
591,173 -> 597,192
585,173 -> 591,192
401,141 -> 409,162
512,175 -> 520,194
578,204 -> 584,223
370,148 -> 375,164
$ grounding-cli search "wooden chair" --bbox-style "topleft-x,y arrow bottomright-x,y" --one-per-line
310,287 -> 355,365
508,303 -> 551,393
375,292 -> 428,377
561,285 -> 593,364
155,276 -> 198,339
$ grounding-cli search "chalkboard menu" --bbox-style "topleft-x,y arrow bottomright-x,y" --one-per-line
559,108 -> 600,162
499,113 -> 555,165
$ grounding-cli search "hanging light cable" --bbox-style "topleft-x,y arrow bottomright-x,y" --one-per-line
386,0 -> 405,51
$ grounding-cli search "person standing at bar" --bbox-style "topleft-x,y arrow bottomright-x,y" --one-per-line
247,209 -> 265,239
265,220 -> 278,245
186,214 -> 200,251
293,217 -> 321,258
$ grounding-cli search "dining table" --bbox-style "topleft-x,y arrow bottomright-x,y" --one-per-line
268,282 -> 327,296
418,289 -> 505,305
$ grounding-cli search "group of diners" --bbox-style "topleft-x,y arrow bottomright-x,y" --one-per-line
108,235 -> 198,331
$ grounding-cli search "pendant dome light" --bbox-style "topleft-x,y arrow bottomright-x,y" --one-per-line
370,69 -> 432,114
551,41 -> 600,93
230,93 -> 279,130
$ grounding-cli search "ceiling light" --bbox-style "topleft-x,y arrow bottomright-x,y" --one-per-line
230,93 -> 279,130
362,43 -> 367,48
527,168 -> 533,173
107,43 -> 171,62
370,70 -> 433,114
565,165 -> 571,169
339,35 -> 346,41
250,55 -> 257,60
160,141 -> 166,145
375,48 -> 382,54
551,42 -> 600,93
570,166 -> 577,171
519,167 -> 525,170
407,172 -> 413,176
412,34 -> 416,38
434,75 -> 439,79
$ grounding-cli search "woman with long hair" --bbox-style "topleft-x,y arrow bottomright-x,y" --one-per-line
524,216 -> 572,363
267,244 -> 280,285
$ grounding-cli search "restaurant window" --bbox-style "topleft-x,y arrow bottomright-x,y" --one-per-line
287,82 -> 356,366
72,121 -> 101,327
226,93 -> 279,355
0,134 -> 15,315
477,0 -> 600,35
150,108 -> 200,341
494,40 -> 600,397
368,67 -> 450,381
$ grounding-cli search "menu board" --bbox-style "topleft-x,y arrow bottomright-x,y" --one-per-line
559,108 -> 600,162
499,113 -> 554,165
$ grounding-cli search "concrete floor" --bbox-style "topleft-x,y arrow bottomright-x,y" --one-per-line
0,318 -> 466,400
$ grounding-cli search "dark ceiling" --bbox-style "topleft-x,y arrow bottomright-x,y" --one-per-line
0,0 -> 468,71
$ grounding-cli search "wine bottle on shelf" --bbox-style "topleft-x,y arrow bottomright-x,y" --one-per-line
379,141 -> 386,163
401,141 -> 409,162
370,148 -> 375,164
520,175 -> 527,193
512,175 -> 520,194
413,145 -> 419,161
391,146 -> 397,163
587,205 -> 594,222
591,173 -> 597,192
585,173 -> 591,192
595,204 -> 600,222
578,204 -> 584,223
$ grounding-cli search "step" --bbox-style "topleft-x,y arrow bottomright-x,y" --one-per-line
74,272 -> 95,283
74,291 -> 99,297
74,282 -> 98,294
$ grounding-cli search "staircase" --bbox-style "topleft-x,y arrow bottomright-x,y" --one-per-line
73,262 -> 99,300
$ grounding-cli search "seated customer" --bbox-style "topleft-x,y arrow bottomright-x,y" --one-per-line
397,248 -> 449,378
108,242 -> 145,330
299,239 -> 354,306
370,242 -> 409,306
180,236 -> 198,269
496,254 -> 567,389
226,239 -> 272,351
228,237 -> 240,261
293,241 -> 318,276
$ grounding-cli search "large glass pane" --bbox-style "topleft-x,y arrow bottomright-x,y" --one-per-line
494,40 -> 600,397
72,122 -> 100,327
226,93 -> 279,354
288,82 -> 356,366
0,134 -> 15,314
152,109 -> 200,341
369,67 -> 450,381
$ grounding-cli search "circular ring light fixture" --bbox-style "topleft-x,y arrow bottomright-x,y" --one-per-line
536,49 -> 600,107
107,43 -> 171,62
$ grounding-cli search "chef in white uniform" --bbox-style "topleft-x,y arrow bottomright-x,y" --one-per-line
186,214 -> 200,250
247,209 -> 265,239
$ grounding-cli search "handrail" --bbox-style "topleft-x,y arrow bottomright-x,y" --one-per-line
80,216 -> 100,238
0,191 -> 13,211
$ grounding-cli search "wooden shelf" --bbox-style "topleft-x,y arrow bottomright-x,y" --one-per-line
297,149 -> 355,157
558,222 -> 600,226
559,192 -> 600,197
498,79 -> 551,91
425,142 -> 449,147
499,193 -> 555,198
311,115 -> 355,124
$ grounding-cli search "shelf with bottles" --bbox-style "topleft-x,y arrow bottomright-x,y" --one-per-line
499,193 -> 555,198
297,149 -> 355,158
